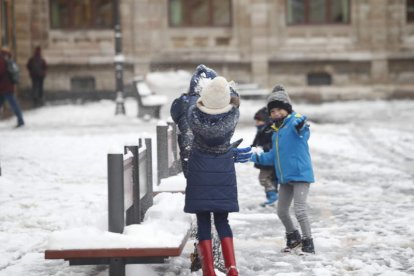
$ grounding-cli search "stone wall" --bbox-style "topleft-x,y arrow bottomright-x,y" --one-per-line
10,0 -> 414,99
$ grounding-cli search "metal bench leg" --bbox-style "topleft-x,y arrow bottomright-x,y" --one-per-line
109,258 -> 125,276
155,106 -> 161,119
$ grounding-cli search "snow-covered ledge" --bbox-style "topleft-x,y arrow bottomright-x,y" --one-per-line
154,172 -> 186,192
47,193 -> 191,250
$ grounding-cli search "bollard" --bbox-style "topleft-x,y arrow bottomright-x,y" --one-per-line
157,124 -> 169,182
126,145 -> 140,225
145,138 -> 153,195
107,153 -> 124,234
145,138 -> 154,211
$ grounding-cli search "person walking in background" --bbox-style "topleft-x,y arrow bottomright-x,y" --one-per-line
251,106 -> 278,207
250,85 -> 316,254
0,47 -> 25,128
26,46 -> 47,107
185,76 -> 251,276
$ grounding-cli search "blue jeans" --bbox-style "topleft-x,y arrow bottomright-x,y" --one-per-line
0,93 -> 24,125
196,212 -> 233,241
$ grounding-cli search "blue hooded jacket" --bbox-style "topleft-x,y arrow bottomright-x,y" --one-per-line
251,112 -> 315,184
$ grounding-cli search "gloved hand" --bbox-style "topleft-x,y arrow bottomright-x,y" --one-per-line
293,115 -> 307,131
232,147 -> 252,163
189,64 -> 218,95
251,146 -> 264,155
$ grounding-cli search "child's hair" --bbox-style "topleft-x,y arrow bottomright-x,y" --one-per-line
254,107 -> 269,122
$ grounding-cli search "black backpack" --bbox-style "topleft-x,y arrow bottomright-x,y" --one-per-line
4,56 -> 20,84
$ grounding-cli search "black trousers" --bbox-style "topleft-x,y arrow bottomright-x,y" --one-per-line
31,76 -> 44,106
196,212 -> 233,241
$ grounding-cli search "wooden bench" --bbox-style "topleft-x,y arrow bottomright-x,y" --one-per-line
45,137 -> 191,276
133,78 -> 168,119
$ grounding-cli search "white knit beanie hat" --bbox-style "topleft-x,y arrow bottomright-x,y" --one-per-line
197,76 -> 233,115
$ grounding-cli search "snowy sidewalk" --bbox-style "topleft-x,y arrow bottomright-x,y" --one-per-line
1,98 -> 414,276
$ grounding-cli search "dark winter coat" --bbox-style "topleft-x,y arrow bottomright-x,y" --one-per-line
26,47 -> 47,78
251,123 -> 274,170
170,93 -> 199,176
0,50 -> 14,96
170,64 -> 218,177
184,105 -> 240,213
170,93 -> 199,134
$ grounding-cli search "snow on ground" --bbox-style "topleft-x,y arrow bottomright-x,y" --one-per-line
1,73 -> 414,275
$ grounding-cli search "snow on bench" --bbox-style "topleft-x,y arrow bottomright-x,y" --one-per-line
133,78 -> 168,119
154,172 -> 186,193
44,136 -> 191,276
45,193 -> 191,261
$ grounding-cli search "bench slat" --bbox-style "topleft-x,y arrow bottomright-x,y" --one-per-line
45,230 -> 190,260
45,247 -> 181,259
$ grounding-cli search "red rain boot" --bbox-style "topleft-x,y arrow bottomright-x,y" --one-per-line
198,240 -> 216,276
221,237 -> 238,276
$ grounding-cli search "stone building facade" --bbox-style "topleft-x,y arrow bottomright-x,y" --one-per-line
2,0 -> 414,100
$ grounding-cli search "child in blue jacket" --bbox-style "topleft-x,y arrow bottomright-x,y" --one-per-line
250,85 -> 315,254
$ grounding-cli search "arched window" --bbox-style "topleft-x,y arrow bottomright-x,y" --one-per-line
287,0 -> 350,25
169,0 -> 232,27
50,0 -> 113,29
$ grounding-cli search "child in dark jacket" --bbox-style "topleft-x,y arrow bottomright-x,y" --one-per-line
250,85 -> 316,254
251,107 -> 278,206
185,76 -> 250,276
170,64 -> 218,178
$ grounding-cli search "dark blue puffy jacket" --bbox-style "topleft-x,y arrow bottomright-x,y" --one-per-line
184,105 -> 240,213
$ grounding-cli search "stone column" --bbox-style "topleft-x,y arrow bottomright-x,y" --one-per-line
369,0 -> 389,84
250,0 -> 269,87
130,0 -> 154,77
14,0 -> 35,87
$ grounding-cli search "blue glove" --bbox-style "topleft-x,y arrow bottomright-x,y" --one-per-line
293,115 -> 307,131
232,147 -> 252,163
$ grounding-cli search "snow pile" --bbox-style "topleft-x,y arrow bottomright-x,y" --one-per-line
155,172 -> 187,192
47,193 -> 191,250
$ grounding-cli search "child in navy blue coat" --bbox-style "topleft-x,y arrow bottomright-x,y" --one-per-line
185,76 -> 250,276
251,85 -> 316,254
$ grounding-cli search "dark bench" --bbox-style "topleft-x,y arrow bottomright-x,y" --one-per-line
45,137 -> 191,276
133,78 -> 168,119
